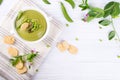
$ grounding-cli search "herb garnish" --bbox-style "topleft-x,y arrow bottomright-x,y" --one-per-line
83,7 -> 104,22
10,56 -> 23,66
10,50 -> 38,66
27,51 -> 38,62
79,0 -> 89,10
24,19 -> 41,33
16,11 -> 41,32
79,1 -> 120,40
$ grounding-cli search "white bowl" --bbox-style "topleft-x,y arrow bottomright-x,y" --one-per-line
14,8 -> 49,43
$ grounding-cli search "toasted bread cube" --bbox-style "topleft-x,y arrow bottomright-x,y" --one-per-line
68,45 -> 78,54
15,61 -> 24,69
17,66 -> 27,74
62,41 -> 69,50
4,36 -> 15,44
8,47 -> 18,56
57,43 -> 66,52
20,22 -> 29,30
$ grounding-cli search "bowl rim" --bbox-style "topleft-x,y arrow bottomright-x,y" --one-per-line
14,7 -> 49,44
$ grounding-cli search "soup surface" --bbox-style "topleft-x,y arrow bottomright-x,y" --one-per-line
15,10 -> 47,41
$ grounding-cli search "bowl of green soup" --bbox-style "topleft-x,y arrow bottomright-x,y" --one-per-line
14,9 -> 49,43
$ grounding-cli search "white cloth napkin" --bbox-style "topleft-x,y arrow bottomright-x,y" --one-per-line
0,0 -> 65,80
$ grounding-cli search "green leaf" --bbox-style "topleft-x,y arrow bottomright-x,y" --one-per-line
84,7 -> 104,22
65,0 -> 75,9
79,0 -> 89,10
111,2 -> 120,18
104,2 -> 114,17
104,1 -> 120,18
60,2 -> 73,22
79,4 -> 89,10
0,0 -> 3,5
99,19 -> 111,26
88,7 -> 104,18
27,53 -> 37,62
108,31 -> 115,40
42,0 -> 51,4
10,50 -> 38,66
86,16 -> 94,22
10,59 -> 18,66
10,56 -> 23,66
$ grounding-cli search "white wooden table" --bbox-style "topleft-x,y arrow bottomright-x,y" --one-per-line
1,0 -> 120,80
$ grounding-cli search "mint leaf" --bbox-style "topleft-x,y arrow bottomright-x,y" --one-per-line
104,1 -> 120,18
104,2 -> 114,17
10,59 -> 19,66
85,16 -> 94,22
111,2 -> 120,18
27,53 -> 37,62
79,4 -> 89,10
84,7 -> 104,22
88,7 -> 104,18
108,31 -> 115,40
10,56 -> 23,66
99,19 -> 111,26
79,0 -> 89,10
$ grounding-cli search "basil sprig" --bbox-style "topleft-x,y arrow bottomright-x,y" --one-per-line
10,56 -> 23,66
10,50 -> 38,66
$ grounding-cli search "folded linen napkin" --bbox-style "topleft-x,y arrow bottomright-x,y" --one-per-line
0,0 -> 65,80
